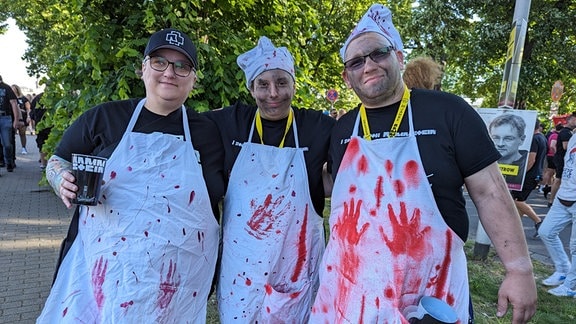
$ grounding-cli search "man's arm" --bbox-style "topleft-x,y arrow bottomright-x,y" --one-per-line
465,162 -> 536,323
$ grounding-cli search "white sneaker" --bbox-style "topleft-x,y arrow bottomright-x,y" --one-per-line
548,284 -> 576,297
21,148 -> 28,155
542,272 -> 567,286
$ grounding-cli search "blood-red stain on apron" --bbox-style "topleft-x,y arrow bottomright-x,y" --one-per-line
311,105 -> 469,322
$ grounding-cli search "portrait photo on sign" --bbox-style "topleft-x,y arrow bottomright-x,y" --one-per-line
477,108 -> 538,191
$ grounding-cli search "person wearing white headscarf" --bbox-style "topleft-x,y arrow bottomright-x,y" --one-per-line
311,3 -> 536,323
204,36 -> 334,322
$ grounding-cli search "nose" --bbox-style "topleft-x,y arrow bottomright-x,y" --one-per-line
269,84 -> 279,97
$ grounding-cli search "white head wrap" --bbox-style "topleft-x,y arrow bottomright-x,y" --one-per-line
340,4 -> 403,61
237,36 -> 296,89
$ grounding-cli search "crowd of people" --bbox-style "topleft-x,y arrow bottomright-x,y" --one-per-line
7,2 -> 576,323
0,75 -> 47,174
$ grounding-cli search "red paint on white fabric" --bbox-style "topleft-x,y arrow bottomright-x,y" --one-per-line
156,259 -> 180,310
246,194 -> 287,239
291,204 -> 309,282
91,256 -> 108,309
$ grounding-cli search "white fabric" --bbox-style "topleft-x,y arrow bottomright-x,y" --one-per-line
237,36 -> 296,89
217,117 -> 325,322
310,102 -> 469,322
340,3 -> 404,60
37,99 -> 219,323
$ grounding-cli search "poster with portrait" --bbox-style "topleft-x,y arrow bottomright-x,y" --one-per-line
477,108 -> 538,191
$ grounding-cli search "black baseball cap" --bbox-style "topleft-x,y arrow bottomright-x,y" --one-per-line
144,28 -> 198,69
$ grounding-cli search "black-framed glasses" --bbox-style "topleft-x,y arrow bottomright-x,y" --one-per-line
145,56 -> 195,77
344,46 -> 395,71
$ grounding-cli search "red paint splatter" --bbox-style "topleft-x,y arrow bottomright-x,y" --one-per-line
91,256 -> 108,309
291,190 -> 296,197
428,230 -> 453,298
245,194 -> 287,239
341,137 -> 360,170
334,198 -> 369,245
291,204 -> 309,282
129,145 -> 134,149
267,306 -> 271,313
327,265 -> 333,272
403,160 -> 420,188
272,173 -> 278,178
385,286 -> 394,298
121,237 -> 126,241
62,307 -> 68,317
120,300 -> 134,308
110,171 -> 117,179
357,155 -> 369,174
379,202 -> 431,261
193,291 -> 197,297
265,283 -> 273,295
359,294 -> 366,324
393,179 -> 405,197
374,175 -> 384,209
172,155 -> 177,159
174,185 -> 180,189
182,228 -> 186,236
245,278 -> 252,286
112,251 -> 117,256
127,166 -> 132,172
385,159 -> 394,176
188,191 -> 195,206
349,184 -> 357,194
156,259 -> 180,309
161,173 -> 165,178
290,292 -> 301,298
144,231 -> 149,237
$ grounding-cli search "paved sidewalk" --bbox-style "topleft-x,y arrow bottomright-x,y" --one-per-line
0,135 -> 73,323
0,135 -> 570,322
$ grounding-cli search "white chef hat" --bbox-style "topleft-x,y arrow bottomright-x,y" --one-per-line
237,36 -> 296,89
340,4 -> 403,61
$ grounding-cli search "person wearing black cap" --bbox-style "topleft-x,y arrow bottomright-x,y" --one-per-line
38,28 -> 225,322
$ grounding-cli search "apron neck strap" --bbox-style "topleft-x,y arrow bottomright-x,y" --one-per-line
354,85 -> 411,140
249,108 -> 298,148
131,99 -> 191,142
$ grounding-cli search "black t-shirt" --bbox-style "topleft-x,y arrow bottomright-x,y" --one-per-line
329,89 -> 500,241
525,133 -> 547,182
0,82 -> 17,115
204,101 -> 335,215
55,98 -> 226,218
555,126 -> 574,172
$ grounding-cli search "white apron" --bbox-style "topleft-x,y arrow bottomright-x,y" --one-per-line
310,102 -> 469,323
38,100 -> 219,323
217,114 -> 325,323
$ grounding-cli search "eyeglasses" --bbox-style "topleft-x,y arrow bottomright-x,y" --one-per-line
344,46 -> 395,71
145,56 -> 195,77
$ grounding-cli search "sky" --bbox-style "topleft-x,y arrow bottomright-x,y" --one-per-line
0,18 -> 44,94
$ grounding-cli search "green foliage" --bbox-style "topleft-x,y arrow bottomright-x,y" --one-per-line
3,0 -> 576,160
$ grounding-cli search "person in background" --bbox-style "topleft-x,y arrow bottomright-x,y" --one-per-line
510,119 -> 546,239
329,107 -> 338,118
311,4 -> 536,323
337,108 -> 347,120
402,55 -> 443,90
30,92 -> 50,169
0,75 -> 24,172
204,36 -> 334,323
548,113 -> 576,207
541,124 -> 562,198
37,28 -> 225,323
11,84 -> 32,155
538,132 -> 576,297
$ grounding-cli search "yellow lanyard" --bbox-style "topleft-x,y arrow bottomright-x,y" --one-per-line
255,108 -> 294,148
359,86 -> 410,140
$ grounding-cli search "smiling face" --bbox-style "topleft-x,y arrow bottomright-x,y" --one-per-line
249,69 -> 295,121
342,32 -> 405,108
141,48 -> 196,115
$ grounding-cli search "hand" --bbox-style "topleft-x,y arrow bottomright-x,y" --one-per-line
496,271 -> 537,323
46,155 -> 77,208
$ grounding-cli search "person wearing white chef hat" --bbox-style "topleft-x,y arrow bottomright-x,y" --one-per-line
311,3 -> 536,323
204,36 -> 335,322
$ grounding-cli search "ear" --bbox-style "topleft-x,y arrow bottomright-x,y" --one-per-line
395,50 -> 405,70
342,69 -> 352,89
